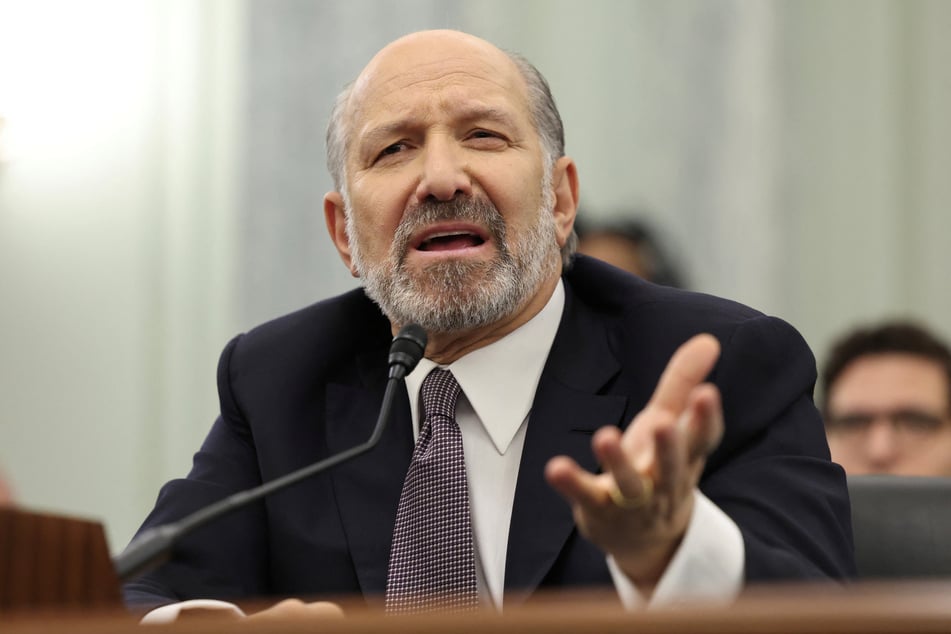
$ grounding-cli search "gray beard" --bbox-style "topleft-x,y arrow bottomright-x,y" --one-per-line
347,193 -> 559,334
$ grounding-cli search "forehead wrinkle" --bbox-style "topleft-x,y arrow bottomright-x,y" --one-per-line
345,37 -> 535,168
352,77 -> 531,159
351,47 -> 529,116
362,101 -> 522,136
361,70 -> 523,114
451,104 -> 521,129
370,50 -> 522,91
357,118 -> 421,156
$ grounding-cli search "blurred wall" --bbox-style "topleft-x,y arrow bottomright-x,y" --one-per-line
0,0 -> 948,550
0,0 -> 244,547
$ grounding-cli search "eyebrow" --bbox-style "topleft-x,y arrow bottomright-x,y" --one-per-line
358,105 -> 521,154
454,105 -> 520,130
358,122 -> 412,156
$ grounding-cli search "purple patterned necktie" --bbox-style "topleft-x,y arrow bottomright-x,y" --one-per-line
384,368 -> 479,613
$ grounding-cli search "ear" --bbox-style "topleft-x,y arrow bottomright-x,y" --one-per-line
550,156 -> 579,248
324,191 -> 359,277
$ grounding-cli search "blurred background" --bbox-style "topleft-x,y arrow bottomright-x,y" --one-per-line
1,0 -> 949,552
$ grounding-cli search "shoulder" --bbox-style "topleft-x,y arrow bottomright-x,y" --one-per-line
224,287 -> 392,375
564,255 -> 765,336
562,256 -> 813,383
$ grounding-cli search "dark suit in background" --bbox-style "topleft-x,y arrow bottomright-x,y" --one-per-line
123,256 -> 855,609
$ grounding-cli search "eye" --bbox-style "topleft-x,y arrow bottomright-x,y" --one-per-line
827,414 -> 872,433
375,142 -> 407,162
893,410 -> 945,433
466,129 -> 508,148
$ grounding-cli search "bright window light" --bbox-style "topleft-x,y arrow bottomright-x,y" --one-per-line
0,0 -> 154,163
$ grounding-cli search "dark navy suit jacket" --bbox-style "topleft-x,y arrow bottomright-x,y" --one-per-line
123,256 -> 855,609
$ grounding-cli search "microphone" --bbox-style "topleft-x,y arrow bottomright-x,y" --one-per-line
388,323 -> 427,379
113,323 -> 428,582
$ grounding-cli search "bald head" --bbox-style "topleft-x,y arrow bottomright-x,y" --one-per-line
354,30 -> 519,103
325,30 -> 565,194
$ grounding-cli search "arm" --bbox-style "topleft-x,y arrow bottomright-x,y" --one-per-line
547,316 -> 854,596
122,335 -> 271,610
702,315 -> 854,581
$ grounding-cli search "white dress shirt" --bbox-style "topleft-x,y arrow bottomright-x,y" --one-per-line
404,281 -> 744,609
143,281 -> 744,623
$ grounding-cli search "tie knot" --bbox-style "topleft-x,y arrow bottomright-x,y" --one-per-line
420,368 -> 461,423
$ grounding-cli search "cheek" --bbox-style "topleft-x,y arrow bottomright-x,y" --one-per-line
349,193 -> 403,250
827,436 -> 857,461
477,149 -> 541,188
482,169 -> 545,226
918,432 -> 951,472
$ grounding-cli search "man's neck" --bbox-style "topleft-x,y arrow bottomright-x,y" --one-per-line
404,273 -> 561,365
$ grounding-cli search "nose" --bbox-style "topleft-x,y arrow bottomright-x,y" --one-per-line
863,419 -> 900,472
413,135 -> 473,204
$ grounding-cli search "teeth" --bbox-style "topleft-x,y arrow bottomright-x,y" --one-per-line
421,232 -> 472,247
418,230 -> 484,252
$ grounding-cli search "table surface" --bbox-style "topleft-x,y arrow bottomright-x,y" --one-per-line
3,580 -> 951,634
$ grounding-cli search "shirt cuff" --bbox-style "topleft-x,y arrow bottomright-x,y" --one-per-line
139,599 -> 247,624
608,489 -> 745,609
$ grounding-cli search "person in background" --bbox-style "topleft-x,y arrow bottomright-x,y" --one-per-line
575,217 -> 685,288
821,321 -> 951,476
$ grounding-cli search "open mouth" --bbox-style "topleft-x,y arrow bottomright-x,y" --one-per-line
412,223 -> 491,253
418,231 -> 486,251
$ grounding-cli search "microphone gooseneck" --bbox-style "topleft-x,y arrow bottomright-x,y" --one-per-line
388,323 -> 427,380
113,323 -> 428,582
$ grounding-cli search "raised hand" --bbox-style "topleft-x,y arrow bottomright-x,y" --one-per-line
545,334 -> 724,592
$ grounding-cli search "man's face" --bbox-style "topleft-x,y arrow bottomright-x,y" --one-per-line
325,32 -> 575,334
825,353 -> 951,476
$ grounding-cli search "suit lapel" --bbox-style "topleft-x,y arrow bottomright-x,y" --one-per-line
504,287 -> 629,599
325,349 -> 414,598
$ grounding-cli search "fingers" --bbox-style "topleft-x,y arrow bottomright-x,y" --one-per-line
548,380 -> 723,515
247,599 -> 345,622
545,334 -> 724,587
651,424 -> 685,519
546,426 -> 658,512
648,334 -> 720,416
622,333 -> 723,473
592,426 -> 652,502
545,455 -> 609,508
681,383 -> 724,462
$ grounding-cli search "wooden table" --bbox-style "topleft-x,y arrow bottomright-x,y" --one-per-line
3,581 -> 951,633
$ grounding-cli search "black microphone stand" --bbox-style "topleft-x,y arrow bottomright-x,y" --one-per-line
113,324 -> 427,582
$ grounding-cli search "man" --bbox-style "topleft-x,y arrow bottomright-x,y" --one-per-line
575,218 -> 685,288
123,30 -> 853,620
822,321 -> 951,476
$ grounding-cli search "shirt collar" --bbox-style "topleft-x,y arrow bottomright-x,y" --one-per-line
405,280 -> 565,454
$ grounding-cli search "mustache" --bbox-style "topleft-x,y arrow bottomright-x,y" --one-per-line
391,197 -> 507,260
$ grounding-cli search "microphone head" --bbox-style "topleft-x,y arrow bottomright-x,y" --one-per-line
388,323 -> 428,379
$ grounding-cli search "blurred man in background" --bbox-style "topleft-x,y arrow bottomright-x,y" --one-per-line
821,321 -> 951,476
575,217 -> 685,288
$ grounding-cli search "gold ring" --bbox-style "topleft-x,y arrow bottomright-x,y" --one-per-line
609,476 -> 654,509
